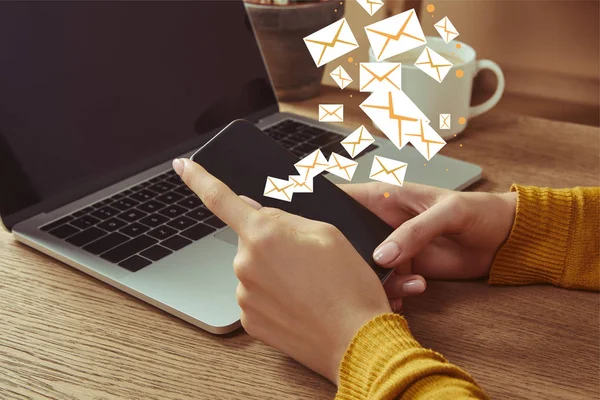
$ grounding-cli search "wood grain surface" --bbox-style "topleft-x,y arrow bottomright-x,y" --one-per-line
1,86 -> 599,399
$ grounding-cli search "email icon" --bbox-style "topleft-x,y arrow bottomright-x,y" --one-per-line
434,17 -> 459,44
294,149 -> 329,181
439,114 -> 451,130
360,90 -> 428,150
264,177 -> 295,202
364,9 -> 426,62
326,152 -> 358,181
341,125 -> 375,158
356,0 -> 384,16
304,18 -> 359,67
414,47 -> 453,83
330,65 -> 353,89
406,119 -> 446,160
289,175 -> 314,194
369,155 -> 407,187
359,62 -> 402,92
319,104 -> 344,122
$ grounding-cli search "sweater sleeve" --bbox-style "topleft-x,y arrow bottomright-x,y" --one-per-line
336,314 -> 489,400
489,185 -> 600,290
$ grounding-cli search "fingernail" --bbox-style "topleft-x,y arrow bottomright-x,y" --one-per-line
403,280 -> 425,295
373,242 -> 400,265
172,159 -> 184,177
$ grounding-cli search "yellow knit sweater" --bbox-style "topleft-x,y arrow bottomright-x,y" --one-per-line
336,185 -> 600,399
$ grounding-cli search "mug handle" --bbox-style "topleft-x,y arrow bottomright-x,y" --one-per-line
468,60 -> 505,118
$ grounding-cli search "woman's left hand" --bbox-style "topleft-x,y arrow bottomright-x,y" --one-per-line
174,158 -> 392,385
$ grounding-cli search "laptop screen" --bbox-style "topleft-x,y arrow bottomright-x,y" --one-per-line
0,1 -> 278,228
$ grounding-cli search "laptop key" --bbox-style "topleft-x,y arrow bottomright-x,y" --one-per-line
118,209 -> 147,223
100,235 -> 158,263
140,245 -> 172,262
83,232 -> 129,255
71,215 -> 101,230
112,198 -> 140,211
66,227 -> 107,247
204,216 -> 227,229
130,189 -> 157,203
120,222 -> 150,237
167,216 -> 197,230
41,215 -> 74,231
156,191 -> 184,204
139,213 -> 169,228
161,235 -> 192,251
148,182 -> 175,194
186,206 -> 213,221
91,206 -> 120,220
147,225 -> 177,240
165,176 -> 182,186
181,223 -> 216,241
308,132 -> 344,147
97,217 -> 128,232
278,138 -> 297,149
292,143 -> 318,154
174,186 -> 193,196
118,255 -> 152,272
158,205 -> 187,219
49,224 -> 80,239
138,199 -> 166,214
177,196 -> 202,210
267,130 -> 288,141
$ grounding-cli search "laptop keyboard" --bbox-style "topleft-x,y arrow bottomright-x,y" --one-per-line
39,119 -> 377,272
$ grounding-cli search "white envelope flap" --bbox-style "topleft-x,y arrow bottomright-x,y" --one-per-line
304,18 -> 359,67
359,62 -> 402,92
364,9 -> 426,62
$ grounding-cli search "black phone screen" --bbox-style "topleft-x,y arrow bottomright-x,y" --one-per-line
191,120 -> 394,282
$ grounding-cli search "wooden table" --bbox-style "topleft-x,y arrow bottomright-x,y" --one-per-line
1,86 -> 599,399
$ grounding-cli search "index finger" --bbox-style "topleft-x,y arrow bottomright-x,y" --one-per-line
173,158 -> 257,234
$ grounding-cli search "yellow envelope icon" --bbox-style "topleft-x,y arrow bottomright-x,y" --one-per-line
369,155 -> 407,187
264,177 -> 295,202
326,152 -> 358,181
294,149 -> 329,181
289,175 -> 314,194
319,104 -> 344,122
364,9 -> 426,62
414,47 -> 453,83
330,65 -> 353,89
434,16 -> 459,44
406,119 -> 446,161
341,125 -> 375,158
439,114 -> 451,130
304,18 -> 359,68
356,0 -> 384,16
359,62 -> 402,92
360,91 -> 428,150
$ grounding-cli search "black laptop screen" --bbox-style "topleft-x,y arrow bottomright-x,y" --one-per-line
0,1 -> 277,227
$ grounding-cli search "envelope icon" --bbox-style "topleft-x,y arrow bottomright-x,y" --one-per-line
406,119 -> 447,160
341,125 -> 375,158
330,65 -> 353,89
289,175 -> 314,194
439,114 -> 451,130
414,47 -> 453,83
294,149 -> 329,181
434,16 -> 459,43
369,156 -> 407,187
356,0 -> 384,16
360,91 -> 428,150
326,152 -> 358,181
264,177 -> 295,202
319,104 -> 344,122
364,9 -> 426,62
304,18 -> 359,67
359,62 -> 402,92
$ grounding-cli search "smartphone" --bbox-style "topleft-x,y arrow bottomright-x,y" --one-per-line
191,120 -> 394,282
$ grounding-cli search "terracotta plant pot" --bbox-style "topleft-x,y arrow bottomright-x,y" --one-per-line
245,1 -> 344,102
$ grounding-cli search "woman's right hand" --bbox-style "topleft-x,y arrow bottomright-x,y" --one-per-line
341,182 -> 517,292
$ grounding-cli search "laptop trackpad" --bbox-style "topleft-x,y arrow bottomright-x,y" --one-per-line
215,228 -> 238,246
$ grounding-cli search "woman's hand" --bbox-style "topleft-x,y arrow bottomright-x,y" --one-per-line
341,182 -> 517,286
174,159 -> 391,385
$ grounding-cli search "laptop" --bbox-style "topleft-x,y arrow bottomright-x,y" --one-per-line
0,1 -> 481,334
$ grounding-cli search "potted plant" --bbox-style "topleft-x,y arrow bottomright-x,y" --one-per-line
244,0 -> 344,101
